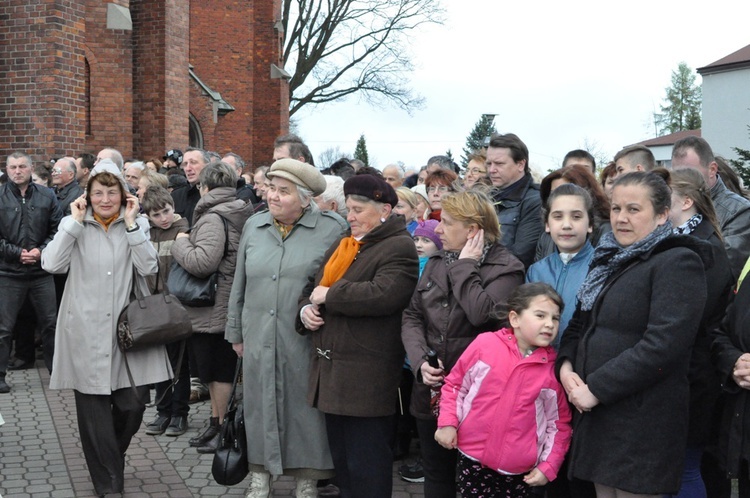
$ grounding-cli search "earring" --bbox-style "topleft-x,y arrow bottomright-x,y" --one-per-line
380,217 -> 386,223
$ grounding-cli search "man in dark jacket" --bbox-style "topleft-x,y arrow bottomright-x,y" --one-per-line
51,157 -> 84,216
672,135 -> 750,279
222,152 -> 259,205
487,133 -> 543,268
0,152 -> 64,392
171,147 -> 209,225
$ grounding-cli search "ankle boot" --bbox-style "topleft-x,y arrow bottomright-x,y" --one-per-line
196,430 -> 221,454
295,477 -> 318,498
245,471 -> 271,498
189,416 -> 219,447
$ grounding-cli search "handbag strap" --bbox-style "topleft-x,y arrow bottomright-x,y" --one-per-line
225,358 -> 243,412
123,340 -> 187,408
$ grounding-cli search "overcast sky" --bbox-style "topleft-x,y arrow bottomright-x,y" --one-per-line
293,1 -> 750,175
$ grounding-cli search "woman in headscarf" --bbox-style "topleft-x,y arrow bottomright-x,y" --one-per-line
42,159 -> 169,496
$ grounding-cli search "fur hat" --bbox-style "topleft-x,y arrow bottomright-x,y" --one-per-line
267,158 -> 327,196
344,174 -> 398,207
413,219 -> 442,250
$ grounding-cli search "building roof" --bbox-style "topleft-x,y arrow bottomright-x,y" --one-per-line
698,43 -> 750,75
635,129 -> 701,147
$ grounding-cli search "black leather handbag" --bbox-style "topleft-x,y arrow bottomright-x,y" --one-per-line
167,216 -> 228,308
212,360 -> 248,486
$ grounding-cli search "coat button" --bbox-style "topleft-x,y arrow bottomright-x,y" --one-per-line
426,281 -> 432,288
272,275 -> 277,280
441,301 -> 448,308
269,310 -> 275,316
107,271 -> 111,275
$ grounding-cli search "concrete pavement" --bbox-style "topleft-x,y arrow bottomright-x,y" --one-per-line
0,362 -> 425,497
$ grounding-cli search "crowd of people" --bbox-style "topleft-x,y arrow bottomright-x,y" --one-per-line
2,131 -> 750,498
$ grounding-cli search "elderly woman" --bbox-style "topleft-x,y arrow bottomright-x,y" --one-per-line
401,190 -> 525,497
557,171 -> 709,497
298,174 -> 419,498
226,159 -> 347,498
170,161 -> 254,453
42,159 -> 170,496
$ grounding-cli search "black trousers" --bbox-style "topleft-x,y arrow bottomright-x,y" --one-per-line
74,387 -> 149,495
0,275 -> 57,374
325,413 -> 395,498
155,340 -> 190,417
11,298 -> 37,364
416,416 -> 458,498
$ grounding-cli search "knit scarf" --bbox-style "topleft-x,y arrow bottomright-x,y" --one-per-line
577,221 -> 673,311
443,242 -> 493,267
93,212 -> 120,231
320,236 -> 363,287
673,213 -> 702,235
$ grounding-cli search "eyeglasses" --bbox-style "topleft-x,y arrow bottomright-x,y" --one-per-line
51,168 -> 63,175
468,168 -> 487,175
427,186 -> 452,194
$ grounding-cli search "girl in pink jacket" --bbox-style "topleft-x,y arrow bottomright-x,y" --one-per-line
435,283 -> 572,497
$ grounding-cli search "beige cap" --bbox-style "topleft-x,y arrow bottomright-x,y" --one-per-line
266,158 -> 327,196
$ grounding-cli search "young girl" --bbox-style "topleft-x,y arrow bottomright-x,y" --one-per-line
413,219 -> 442,276
435,283 -> 572,498
526,184 -> 595,346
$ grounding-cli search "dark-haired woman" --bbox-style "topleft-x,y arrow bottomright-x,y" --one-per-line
665,168 -> 733,498
557,171 -> 709,497
42,159 -> 169,496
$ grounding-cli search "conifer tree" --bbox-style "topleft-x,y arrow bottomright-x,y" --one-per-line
461,114 -> 497,167
354,134 -> 369,167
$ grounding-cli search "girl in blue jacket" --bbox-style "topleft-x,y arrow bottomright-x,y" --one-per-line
526,184 -> 595,347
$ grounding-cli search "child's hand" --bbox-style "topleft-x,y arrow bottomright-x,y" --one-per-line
434,426 -> 457,449
523,468 -> 549,487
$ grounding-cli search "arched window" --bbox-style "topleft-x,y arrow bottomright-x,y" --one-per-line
189,114 -> 203,148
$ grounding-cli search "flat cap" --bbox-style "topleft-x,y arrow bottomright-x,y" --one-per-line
267,158 -> 327,197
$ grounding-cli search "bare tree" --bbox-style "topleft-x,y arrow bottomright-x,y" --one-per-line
317,146 -> 349,170
281,0 -> 445,116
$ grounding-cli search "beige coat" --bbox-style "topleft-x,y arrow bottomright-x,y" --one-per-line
41,209 -> 171,394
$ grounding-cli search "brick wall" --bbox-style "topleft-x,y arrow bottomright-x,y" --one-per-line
0,0 -> 87,165
188,0 -> 288,170
0,0 -> 286,168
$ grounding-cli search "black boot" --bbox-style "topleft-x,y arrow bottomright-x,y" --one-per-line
189,417 -> 219,447
196,431 -> 221,454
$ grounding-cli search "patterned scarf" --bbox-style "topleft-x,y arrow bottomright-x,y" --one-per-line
673,213 -> 702,235
577,221 -> 673,311
443,242 -> 493,267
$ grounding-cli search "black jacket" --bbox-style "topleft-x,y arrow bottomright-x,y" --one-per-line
54,179 -> 84,216
171,183 -> 201,226
557,235 -> 710,494
0,182 -> 63,277
236,178 -> 259,205
490,173 -> 542,268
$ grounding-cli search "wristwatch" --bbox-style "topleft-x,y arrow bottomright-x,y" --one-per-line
126,222 -> 139,232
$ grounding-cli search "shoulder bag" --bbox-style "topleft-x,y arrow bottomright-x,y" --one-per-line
168,215 -> 228,307
212,359 -> 249,485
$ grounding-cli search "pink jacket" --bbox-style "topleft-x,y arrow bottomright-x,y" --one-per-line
437,329 -> 572,481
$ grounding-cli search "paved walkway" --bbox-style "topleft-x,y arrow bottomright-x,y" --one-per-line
0,362 -> 425,497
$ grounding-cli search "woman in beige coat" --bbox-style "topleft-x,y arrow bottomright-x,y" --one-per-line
42,159 -> 170,496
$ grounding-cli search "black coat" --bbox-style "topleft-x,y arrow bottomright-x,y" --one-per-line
684,219 -> 733,445
711,257 -> 750,478
490,173 -> 542,268
557,235 -> 709,494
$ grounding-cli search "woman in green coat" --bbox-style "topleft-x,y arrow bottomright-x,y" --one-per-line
226,159 -> 347,498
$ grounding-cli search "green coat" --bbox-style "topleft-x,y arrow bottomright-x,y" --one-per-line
225,208 -> 347,476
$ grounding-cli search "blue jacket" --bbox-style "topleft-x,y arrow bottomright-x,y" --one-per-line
525,241 -> 594,347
